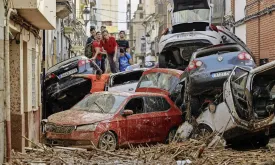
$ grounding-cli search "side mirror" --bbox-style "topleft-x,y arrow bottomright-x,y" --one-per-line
123,110 -> 134,116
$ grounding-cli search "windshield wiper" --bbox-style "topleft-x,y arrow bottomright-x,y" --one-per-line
94,101 -> 105,114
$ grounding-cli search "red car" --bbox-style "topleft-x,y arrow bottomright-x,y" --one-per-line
136,68 -> 184,95
43,91 -> 182,150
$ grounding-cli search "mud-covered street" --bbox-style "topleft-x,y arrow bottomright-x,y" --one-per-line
11,138 -> 275,165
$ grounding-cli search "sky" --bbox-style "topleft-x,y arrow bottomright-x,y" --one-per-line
117,0 -> 139,31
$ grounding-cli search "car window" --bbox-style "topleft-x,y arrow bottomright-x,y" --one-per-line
111,71 -> 143,87
144,97 -> 171,113
196,47 -> 240,58
73,93 -> 127,114
124,97 -> 144,114
138,72 -> 180,92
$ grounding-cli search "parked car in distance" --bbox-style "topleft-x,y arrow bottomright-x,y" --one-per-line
193,60 -> 275,147
182,44 -> 256,115
106,69 -> 146,92
44,56 -> 95,118
43,91 -> 183,150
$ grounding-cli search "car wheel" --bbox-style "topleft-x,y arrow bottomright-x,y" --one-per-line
191,124 -> 213,140
166,128 -> 177,144
98,131 -> 117,151
251,135 -> 270,148
159,53 -> 166,68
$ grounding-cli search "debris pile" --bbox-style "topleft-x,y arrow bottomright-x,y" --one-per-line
10,137 -> 275,165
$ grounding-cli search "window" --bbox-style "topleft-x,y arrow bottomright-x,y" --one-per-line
124,98 -> 144,114
138,72 -> 180,92
74,93 -> 127,114
145,97 -> 170,113
111,71 -> 144,87
102,21 -> 112,26
140,13 -> 144,19
32,48 -> 37,108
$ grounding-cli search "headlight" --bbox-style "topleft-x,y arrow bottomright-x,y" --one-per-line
76,123 -> 98,132
145,62 -> 153,66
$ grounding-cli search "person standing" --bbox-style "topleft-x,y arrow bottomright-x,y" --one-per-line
91,31 -> 106,73
101,26 -> 106,32
116,30 -> 130,53
71,70 -> 109,93
101,30 -> 118,73
119,49 -> 133,72
85,27 -> 96,58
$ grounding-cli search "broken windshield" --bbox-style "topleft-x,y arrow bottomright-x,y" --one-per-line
73,93 -> 127,114
172,9 -> 210,25
138,72 -> 180,92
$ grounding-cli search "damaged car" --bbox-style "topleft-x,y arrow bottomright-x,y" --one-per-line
183,43 -> 256,115
106,69 -> 146,92
180,60 -> 275,147
135,68 -> 184,105
44,56 -> 95,118
43,91 -> 183,150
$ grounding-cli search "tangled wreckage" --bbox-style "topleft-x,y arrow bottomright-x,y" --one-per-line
176,60 -> 275,147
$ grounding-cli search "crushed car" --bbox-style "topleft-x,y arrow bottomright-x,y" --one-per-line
182,43 -> 257,116
135,68 -> 184,105
42,91 -> 183,150
176,60 -> 275,147
106,68 -> 146,92
44,56 -> 95,118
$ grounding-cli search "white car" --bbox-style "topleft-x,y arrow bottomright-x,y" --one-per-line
106,69 -> 147,93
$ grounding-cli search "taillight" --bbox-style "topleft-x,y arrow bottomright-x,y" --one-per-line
238,52 -> 251,60
78,60 -> 87,67
45,73 -> 56,81
210,24 -> 219,32
187,60 -> 203,71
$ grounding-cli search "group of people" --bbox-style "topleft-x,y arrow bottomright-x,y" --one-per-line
73,26 -> 133,94
85,26 -> 133,74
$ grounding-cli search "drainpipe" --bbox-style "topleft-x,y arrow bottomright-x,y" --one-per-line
4,8 -> 16,162
42,30 -> 46,119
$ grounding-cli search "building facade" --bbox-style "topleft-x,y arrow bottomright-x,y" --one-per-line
228,0 -> 275,65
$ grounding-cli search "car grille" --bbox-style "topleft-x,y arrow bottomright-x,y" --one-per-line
45,123 -> 75,134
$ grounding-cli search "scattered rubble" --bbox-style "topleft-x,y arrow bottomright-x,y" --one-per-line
9,136 -> 275,165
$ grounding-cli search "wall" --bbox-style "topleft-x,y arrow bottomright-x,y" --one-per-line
234,0 -> 246,43
9,19 -> 41,152
0,0 -> 5,162
97,0 -> 118,28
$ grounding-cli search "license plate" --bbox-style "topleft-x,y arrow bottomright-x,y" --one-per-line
211,71 -> 231,78
58,68 -> 78,79
245,60 -> 254,65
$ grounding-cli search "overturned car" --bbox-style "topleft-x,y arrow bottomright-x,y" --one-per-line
178,60 -> 275,146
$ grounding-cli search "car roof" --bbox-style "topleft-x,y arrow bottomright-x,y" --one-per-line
196,43 -> 242,52
110,68 -> 147,77
93,91 -> 168,97
143,68 -> 184,77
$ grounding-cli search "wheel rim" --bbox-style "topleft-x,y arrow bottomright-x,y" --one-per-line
192,126 -> 212,140
168,130 -> 176,143
99,133 -> 116,151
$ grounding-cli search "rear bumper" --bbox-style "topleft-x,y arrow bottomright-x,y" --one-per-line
189,71 -> 229,95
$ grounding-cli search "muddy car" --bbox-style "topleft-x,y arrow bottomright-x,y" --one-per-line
135,68 -> 184,104
185,61 -> 275,146
43,91 -> 183,150
44,56 -> 95,118
106,69 -> 146,92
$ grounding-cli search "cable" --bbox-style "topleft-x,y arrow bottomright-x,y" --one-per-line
95,11 -> 125,21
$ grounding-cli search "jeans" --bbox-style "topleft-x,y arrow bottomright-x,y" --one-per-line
95,58 -> 106,73
107,53 -> 117,73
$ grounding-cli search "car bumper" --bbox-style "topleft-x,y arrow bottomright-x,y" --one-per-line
45,131 -> 99,147
188,71 -> 230,95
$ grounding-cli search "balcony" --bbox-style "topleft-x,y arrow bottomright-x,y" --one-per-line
56,0 -> 73,19
12,0 -> 56,29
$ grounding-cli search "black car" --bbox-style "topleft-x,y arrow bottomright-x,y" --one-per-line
44,56 -> 94,118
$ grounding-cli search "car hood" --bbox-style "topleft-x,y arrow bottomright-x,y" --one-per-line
48,109 -> 114,125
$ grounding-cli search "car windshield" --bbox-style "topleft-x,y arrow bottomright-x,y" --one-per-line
172,9 -> 210,24
73,93 -> 127,114
138,72 -> 180,92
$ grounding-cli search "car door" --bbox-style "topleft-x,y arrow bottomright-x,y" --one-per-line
224,66 -> 252,128
122,97 -> 150,144
143,96 -> 174,142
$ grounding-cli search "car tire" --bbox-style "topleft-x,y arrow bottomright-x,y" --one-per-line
165,128 -> 177,144
191,124 -> 213,140
159,53 -> 166,68
251,135 -> 270,148
98,131 -> 117,151
190,97 -> 201,117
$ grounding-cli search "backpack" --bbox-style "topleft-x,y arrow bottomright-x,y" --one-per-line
85,38 -> 94,58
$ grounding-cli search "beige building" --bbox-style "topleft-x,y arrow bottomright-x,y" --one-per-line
0,0 -> 56,163
95,0 -> 119,33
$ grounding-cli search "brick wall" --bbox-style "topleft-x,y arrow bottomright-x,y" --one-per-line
245,0 -> 275,65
